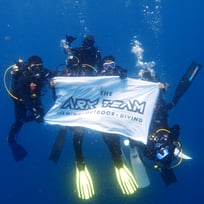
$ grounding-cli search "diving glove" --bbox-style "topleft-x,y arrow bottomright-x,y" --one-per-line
66,35 -> 77,44
114,163 -> 138,195
76,163 -> 95,200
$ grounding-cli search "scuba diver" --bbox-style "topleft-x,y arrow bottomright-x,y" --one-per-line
130,62 -> 201,186
5,56 -> 54,161
59,34 -> 101,76
51,34 -> 101,99
49,34 -> 101,200
98,56 -> 138,195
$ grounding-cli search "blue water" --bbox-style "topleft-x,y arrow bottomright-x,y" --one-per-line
1,0 -> 203,203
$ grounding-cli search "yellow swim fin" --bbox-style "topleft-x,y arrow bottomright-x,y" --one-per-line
114,163 -> 138,195
76,163 -> 95,200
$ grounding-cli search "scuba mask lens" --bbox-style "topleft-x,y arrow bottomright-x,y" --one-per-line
30,63 -> 42,72
29,63 -> 42,79
138,68 -> 156,81
83,35 -> 95,46
103,61 -> 115,70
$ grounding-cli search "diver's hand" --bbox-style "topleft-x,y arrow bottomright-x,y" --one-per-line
32,108 -> 44,122
66,35 -> 77,44
119,70 -> 127,79
35,114 -> 44,122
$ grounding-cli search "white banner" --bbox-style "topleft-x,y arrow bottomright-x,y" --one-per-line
44,76 -> 160,144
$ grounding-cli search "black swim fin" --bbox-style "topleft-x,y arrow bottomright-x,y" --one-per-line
9,142 -> 27,162
168,61 -> 201,109
49,127 -> 67,163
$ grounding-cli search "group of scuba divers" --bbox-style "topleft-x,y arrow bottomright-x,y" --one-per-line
4,34 -> 201,200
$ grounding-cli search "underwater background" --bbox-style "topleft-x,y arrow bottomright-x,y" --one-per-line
0,0 -> 203,203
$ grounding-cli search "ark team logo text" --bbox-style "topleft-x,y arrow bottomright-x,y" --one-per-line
60,96 -> 146,115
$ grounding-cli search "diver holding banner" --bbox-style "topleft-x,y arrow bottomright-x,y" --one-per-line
130,61 -> 201,187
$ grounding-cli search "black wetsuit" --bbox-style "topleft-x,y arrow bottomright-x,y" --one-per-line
143,81 -> 179,186
8,68 -> 53,143
64,43 -> 101,77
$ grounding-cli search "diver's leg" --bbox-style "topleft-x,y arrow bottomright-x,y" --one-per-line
73,127 -> 85,169
102,133 -> 123,168
8,121 -> 23,143
73,127 -> 95,200
8,101 -> 26,143
8,101 -> 28,161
